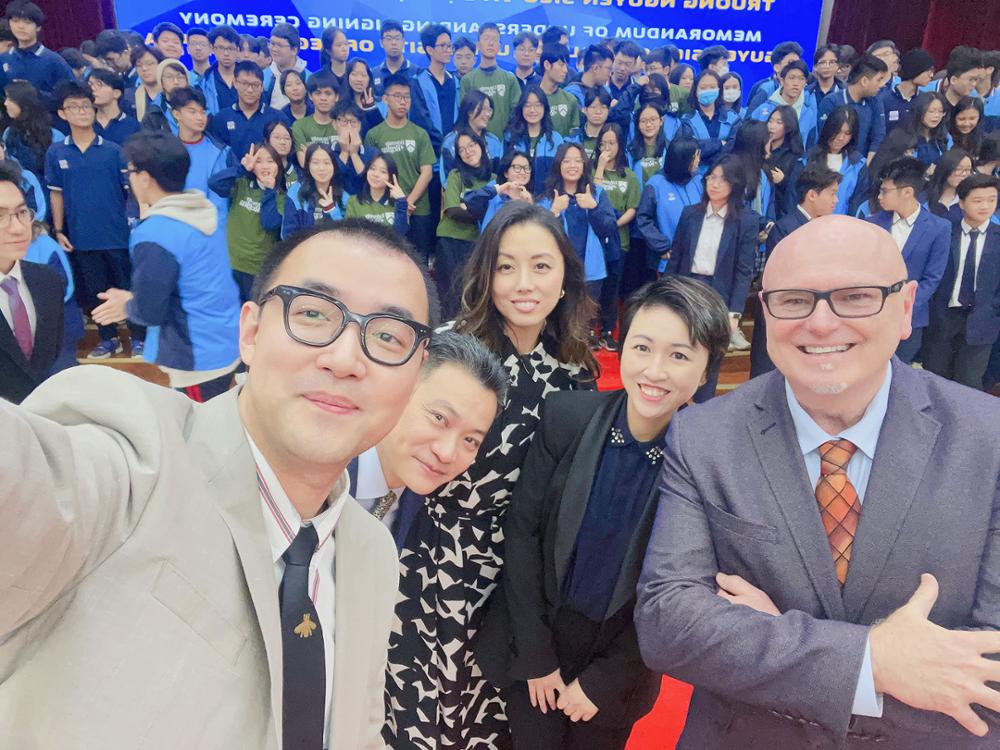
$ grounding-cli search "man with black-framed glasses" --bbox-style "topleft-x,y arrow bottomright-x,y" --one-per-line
0,218 -> 440,749
637,214 -> 1000,749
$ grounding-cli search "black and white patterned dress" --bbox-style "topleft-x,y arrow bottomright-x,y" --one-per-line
384,333 -> 593,749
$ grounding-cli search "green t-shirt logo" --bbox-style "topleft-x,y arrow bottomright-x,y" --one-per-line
554,103 -> 569,117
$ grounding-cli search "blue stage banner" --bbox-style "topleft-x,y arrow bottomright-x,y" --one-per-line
115,0 -> 824,87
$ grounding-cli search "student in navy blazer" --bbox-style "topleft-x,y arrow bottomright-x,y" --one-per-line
667,155 -> 757,401
346,330 -> 508,549
925,174 -> 1000,389
866,157 -> 951,364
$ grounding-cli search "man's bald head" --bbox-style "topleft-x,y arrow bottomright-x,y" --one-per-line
760,214 -> 916,413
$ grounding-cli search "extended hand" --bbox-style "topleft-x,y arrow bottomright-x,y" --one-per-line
575,184 -> 597,210
557,678 -> 599,722
527,668 -> 565,714
716,572 -> 781,616
870,574 -> 1000,736
92,288 -> 133,326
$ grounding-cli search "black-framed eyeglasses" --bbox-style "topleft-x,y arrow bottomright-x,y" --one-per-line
762,280 -> 907,320
258,285 -> 432,365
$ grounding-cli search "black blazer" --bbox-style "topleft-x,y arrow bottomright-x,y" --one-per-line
667,203 -> 759,312
929,223 -> 1000,346
475,389 -> 661,727
0,260 -> 64,404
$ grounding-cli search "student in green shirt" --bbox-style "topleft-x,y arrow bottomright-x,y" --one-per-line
460,23 -> 521,140
291,69 -> 339,156
568,87 -> 611,161
364,73 -> 436,258
207,141 -> 287,301
344,153 -> 410,234
538,43 -> 580,137
263,119 -> 299,187
628,102 -> 668,185
436,130 -> 494,317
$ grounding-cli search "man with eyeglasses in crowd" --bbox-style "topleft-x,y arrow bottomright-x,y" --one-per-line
265,23 -> 309,111
0,217 -> 441,749
185,27 -> 213,84
373,20 -> 413,97
201,25 -> 242,114
0,161 -> 64,403
209,59 -> 283,159
637,214 -> 1000,749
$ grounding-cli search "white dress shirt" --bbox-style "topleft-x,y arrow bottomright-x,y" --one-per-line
785,363 -> 893,718
890,206 -> 921,253
949,219 -> 990,308
354,446 -> 405,531
826,152 -> 844,173
0,261 -> 37,338
690,204 -> 728,276
247,432 -> 348,749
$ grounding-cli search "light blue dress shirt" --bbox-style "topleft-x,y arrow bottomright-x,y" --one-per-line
784,363 -> 893,718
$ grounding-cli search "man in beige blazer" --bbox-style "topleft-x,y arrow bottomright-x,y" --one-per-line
0,218 -> 440,749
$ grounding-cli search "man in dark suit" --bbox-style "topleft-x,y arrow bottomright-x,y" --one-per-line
346,330 -> 506,549
0,161 -> 64,404
867,156 -> 951,364
924,174 -> 1000,389
750,163 -> 841,377
636,215 -> 1000,749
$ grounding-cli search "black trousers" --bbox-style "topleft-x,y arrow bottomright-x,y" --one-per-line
71,249 -> 145,342
597,258 -> 624,336
924,307 -> 992,390
435,236 -> 474,320
505,683 -> 632,750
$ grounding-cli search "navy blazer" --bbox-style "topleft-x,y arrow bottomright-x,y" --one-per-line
667,203 -> 758,312
868,208 -> 951,329
929,222 -> 1000,346
0,260 -> 64,405
346,457 -> 423,551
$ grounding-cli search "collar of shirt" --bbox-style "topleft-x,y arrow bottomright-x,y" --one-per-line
894,207 -> 921,227
962,219 -> 989,235
797,205 -> 812,221
230,102 -> 268,117
0,259 -> 24,285
245,430 -> 347,565
784,362 -> 892,462
610,398 -> 668,450
63,134 -> 105,148
707,204 -> 728,220
355,446 -> 405,501
15,43 -> 43,57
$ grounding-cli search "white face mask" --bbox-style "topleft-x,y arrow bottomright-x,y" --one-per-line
717,63 -> 730,76
722,88 -> 741,103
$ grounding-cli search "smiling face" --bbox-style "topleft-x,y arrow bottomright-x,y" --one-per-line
621,304 -> 710,435
505,154 -> 532,187
252,149 -> 278,182
469,99 -> 493,131
348,63 -> 369,94
491,221 -> 565,347
308,148 -> 335,186
456,133 -> 483,168
366,156 -> 391,191
922,99 -> 945,130
947,157 -> 974,188
283,72 -> 307,103
238,233 -> 430,478
954,107 -> 980,135
0,181 -> 31,272
377,362 -> 498,494
961,186 -> 999,227
156,31 -> 184,60
559,145 -> 585,186
762,216 -> 914,402
267,123 -> 293,157
521,92 -> 544,125
637,106 -> 661,140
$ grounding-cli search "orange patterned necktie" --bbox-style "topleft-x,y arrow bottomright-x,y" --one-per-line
816,439 -> 861,585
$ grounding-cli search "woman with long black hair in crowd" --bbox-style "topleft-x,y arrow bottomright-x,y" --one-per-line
904,92 -> 952,167
278,68 -> 312,123
679,69 -> 740,174
343,57 -> 384,135
924,147 -> 973,221
479,276 -> 731,750
344,152 -> 409,233
764,104 -> 805,216
950,96 -> 985,159
666,154 -> 757,401
2,81 -> 56,177
269,141 -> 347,238
386,201 -> 599,750
628,102 -> 668,184
441,90 -> 504,177
505,84 -> 564,194
462,149 -> 536,229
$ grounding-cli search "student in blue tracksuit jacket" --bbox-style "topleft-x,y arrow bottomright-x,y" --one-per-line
865,156 -> 951,364
924,147 -> 974,221
504,84 -> 564,195
462,149 -> 535,230
92,132 -> 241,401
748,60 -> 818,147
440,90 -> 504,178
904,92 -> 953,167
199,26 -> 241,115
666,154 -> 756,402
264,142 -> 348,239
785,105 -> 869,217
817,53 -> 890,159
537,142 -> 620,289
630,102 -> 669,186
679,70 -> 739,173
806,44 -> 844,106
26,223 -> 82,372
169,87 -> 235,224
636,136 -> 704,274
409,23 -> 460,160
746,41 -> 803,110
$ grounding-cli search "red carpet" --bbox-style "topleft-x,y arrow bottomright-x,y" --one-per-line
594,350 -> 692,748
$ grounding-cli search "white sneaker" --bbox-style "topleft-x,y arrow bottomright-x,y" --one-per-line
729,328 -> 751,351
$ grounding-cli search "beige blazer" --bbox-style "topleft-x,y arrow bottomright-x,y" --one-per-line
0,366 -> 398,749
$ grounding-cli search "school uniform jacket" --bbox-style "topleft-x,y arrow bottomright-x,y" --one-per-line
929,222 -> 1000,346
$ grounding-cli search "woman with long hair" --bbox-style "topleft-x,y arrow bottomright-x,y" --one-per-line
278,68 -> 312,122
505,84 -> 564,194
343,57 -> 384,135
344,152 -> 409,233
462,149 -> 535,229
441,89 -> 504,177
481,277 -> 731,750
263,118 -> 300,186
636,135 -> 704,275
950,96 -> 985,159
628,102 -> 668,185
271,142 -> 347,238
2,81 -> 57,176
436,129 -> 496,316
386,201 -> 598,750
730,119 -> 774,225
319,26 -> 350,88
764,104 -> 805,216
903,92 -> 951,167
679,69 -> 740,173
720,71 -> 745,117
785,105 -> 868,216
666,155 -> 757,401
924,147 -> 973,221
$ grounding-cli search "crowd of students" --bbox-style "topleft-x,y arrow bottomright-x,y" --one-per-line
2,0 -> 1000,745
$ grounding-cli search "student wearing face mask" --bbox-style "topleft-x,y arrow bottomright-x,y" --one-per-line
719,72 -> 745,117
679,70 -> 739,174
698,45 -> 731,78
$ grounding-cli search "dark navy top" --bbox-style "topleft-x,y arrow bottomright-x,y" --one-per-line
563,402 -> 666,622
94,110 -> 141,145
0,43 -> 74,100
208,102 -> 284,159
44,134 -> 129,251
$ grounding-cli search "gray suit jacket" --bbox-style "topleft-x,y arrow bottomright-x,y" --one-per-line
636,361 -> 1000,749
0,366 -> 397,749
